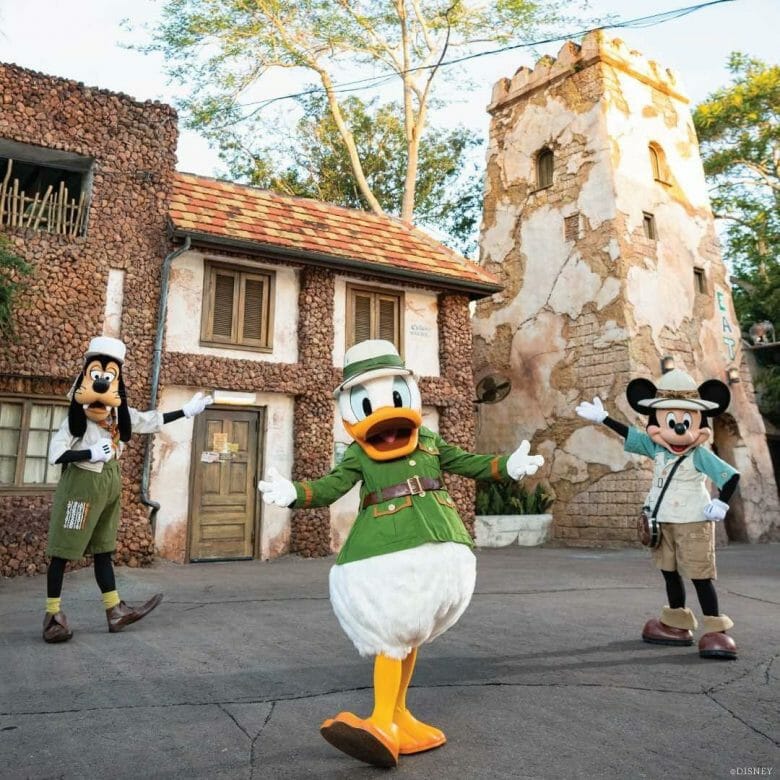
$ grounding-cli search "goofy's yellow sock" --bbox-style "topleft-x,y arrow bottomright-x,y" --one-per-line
45,597 -> 62,615
101,590 -> 121,610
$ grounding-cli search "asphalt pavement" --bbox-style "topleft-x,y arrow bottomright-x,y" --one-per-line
1,544 -> 778,779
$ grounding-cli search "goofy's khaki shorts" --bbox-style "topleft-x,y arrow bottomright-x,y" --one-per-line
46,460 -> 122,560
652,520 -> 716,579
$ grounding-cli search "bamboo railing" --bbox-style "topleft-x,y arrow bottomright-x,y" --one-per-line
0,158 -> 86,235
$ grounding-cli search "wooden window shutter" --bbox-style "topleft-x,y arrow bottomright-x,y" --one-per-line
212,272 -> 236,339
353,293 -> 372,345
377,296 -> 398,345
240,276 -> 266,343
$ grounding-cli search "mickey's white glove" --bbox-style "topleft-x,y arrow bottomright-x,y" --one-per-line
258,466 -> 297,507
703,498 -> 729,522
182,392 -> 213,418
507,440 -> 544,480
89,442 -> 113,463
575,397 -> 608,423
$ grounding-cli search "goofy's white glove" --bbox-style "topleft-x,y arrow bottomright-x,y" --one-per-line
89,441 -> 113,463
182,392 -> 213,418
507,440 -> 544,480
575,397 -> 608,423
703,498 -> 729,522
258,466 -> 297,507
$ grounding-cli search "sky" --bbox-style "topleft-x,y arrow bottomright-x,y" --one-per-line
0,0 -> 777,178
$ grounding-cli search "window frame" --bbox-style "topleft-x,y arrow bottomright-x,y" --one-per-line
535,147 -> 554,190
200,260 -> 275,353
345,283 -> 404,355
648,142 -> 670,185
693,267 -> 707,295
642,212 -> 657,241
0,395 -> 68,493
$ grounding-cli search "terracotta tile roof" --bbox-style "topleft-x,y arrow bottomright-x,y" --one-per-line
170,172 -> 501,296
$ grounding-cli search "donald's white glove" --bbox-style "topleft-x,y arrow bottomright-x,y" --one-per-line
89,442 -> 113,463
258,466 -> 297,507
507,440 -> 544,480
182,392 -> 213,418
703,498 -> 729,522
575,397 -> 608,423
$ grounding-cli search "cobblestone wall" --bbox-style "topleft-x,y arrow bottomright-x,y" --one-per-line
0,63 -> 177,576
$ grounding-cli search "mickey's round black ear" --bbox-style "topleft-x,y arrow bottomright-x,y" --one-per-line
698,379 -> 731,417
626,378 -> 656,415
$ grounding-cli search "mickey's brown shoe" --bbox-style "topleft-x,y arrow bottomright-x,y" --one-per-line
699,631 -> 737,660
106,594 -> 163,633
43,611 -> 73,643
641,617 -> 693,646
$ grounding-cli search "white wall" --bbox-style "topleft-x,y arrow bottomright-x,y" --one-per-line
166,249 -> 299,363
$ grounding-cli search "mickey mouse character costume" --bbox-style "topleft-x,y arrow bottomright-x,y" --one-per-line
259,340 -> 544,768
42,336 -> 212,643
576,369 -> 740,660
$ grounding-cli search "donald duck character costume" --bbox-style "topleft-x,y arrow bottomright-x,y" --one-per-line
258,339 -> 544,768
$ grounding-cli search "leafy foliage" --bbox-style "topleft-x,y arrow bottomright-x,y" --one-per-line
137,0 -> 590,227
0,233 -> 32,339
693,53 -> 780,423
219,94 -> 483,255
474,480 -> 553,516
694,53 -> 780,330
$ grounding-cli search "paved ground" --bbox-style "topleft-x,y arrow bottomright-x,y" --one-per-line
0,544 -> 778,780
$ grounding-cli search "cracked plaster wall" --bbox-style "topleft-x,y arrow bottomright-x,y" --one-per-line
475,32 -> 779,546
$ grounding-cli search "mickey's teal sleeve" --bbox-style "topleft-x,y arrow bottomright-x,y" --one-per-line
624,427 -> 659,458
693,446 -> 738,489
293,445 -> 363,508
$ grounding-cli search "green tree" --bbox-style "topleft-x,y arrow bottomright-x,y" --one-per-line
694,53 -> 780,329
694,53 -> 780,422
220,93 -> 483,255
138,0 -> 586,224
0,233 -> 32,340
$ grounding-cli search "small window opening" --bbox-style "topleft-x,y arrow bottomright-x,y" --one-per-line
0,139 -> 93,236
536,148 -> 554,189
648,143 -> 669,184
642,212 -> 657,240
693,267 -> 706,294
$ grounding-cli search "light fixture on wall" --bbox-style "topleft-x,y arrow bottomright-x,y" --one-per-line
726,366 -> 741,385
660,355 -> 675,374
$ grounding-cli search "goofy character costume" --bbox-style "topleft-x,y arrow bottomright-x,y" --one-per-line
576,368 -> 740,660
258,339 -> 544,768
43,336 -> 212,643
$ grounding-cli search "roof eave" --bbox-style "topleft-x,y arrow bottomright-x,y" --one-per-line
171,227 -> 503,299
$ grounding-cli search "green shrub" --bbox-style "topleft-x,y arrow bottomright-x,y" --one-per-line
474,480 -> 553,515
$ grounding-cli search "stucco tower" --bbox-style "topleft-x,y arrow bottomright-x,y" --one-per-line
473,31 -> 779,545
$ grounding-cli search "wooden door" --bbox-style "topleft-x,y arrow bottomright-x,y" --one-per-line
189,407 -> 262,561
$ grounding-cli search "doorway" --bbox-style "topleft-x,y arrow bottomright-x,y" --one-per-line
188,406 -> 264,561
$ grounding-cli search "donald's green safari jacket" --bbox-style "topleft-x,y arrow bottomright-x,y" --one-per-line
293,427 -> 510,564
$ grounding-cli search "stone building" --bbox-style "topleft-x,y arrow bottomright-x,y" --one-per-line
0,62 -> 499,576
473,31 -> 779,546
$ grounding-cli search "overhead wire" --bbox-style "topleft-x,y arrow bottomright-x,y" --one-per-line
222,0 -> 736,119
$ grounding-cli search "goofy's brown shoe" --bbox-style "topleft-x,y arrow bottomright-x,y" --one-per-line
43,611 -> 73,643
699,631 -> 737,660
106,593 -> 163,633
641,618 -> 693,646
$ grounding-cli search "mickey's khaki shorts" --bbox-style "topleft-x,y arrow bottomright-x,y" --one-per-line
46,460 -> 122,560
652,520 -> 716,579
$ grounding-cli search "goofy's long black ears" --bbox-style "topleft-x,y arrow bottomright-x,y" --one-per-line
117,374 -> 131,442
626,378 -> 657,416
698,379 -> 731,417
68,372 -> 87,438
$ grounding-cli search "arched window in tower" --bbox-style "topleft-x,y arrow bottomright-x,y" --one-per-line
648,143 -> 669,184
536,147 -> 554,189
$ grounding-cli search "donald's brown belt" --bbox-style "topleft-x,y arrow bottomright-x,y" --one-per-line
361,476 -> 443,509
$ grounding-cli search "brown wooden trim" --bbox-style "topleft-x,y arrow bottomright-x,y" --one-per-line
345,282 -> 405,357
